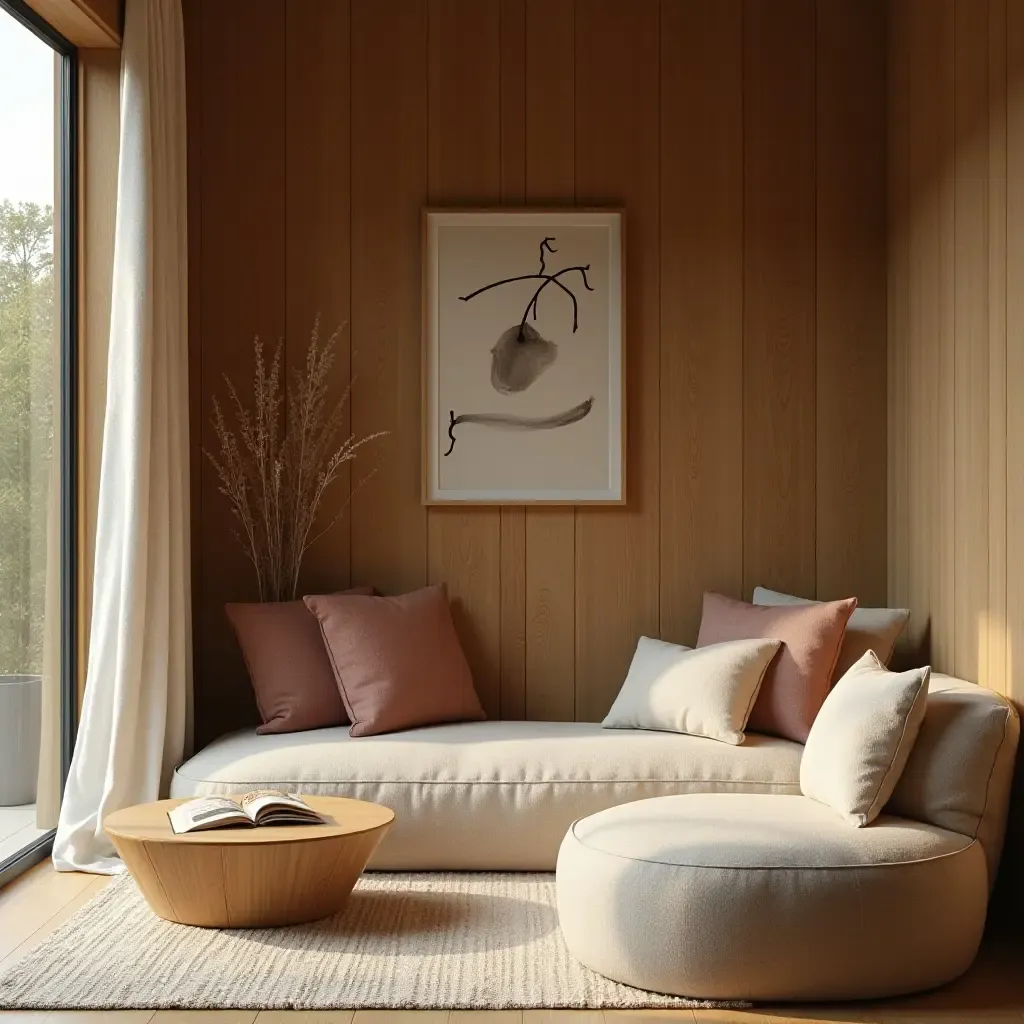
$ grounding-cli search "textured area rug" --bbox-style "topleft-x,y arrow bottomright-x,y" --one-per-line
0,872 -> 744,1010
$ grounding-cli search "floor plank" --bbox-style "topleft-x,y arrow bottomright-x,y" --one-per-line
527,1014 -> 605,1024
0,874 -> 109,973
352,1016 -> 449,1024
45,1014 -> 154,1023
153,1014 -> 258,1023
256,1014 -> 354,1024
0,865 -> 95,962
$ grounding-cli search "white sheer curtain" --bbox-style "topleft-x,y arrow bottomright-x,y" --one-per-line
53,0 -> 191,873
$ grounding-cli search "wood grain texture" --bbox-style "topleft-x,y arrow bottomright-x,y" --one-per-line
187,0 -> 889,736
815,0 -> 888,606
349,0 -> 429,599
985,0 -> 1008,695
105,798 -> 392,928
426,0 -> 504,719
196,1 -> 287,747
659,0 -> 743,646
574,0 -> 661,722
499,0 -> 527,720
1006,0 -> 1024,704
741,0 -> 817,601
25,0 -> 119,46
524,0 -> 576,721
285,1 -> 352,597
887,0 -> 912,654
953,0 -> 991,681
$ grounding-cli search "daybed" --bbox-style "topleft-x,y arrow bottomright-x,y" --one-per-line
171,673 -> 1018,883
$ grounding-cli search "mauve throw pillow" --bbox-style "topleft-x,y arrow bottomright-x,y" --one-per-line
696,592 -> 857,743
226,585 -> 373,735
304,584 -> 486,737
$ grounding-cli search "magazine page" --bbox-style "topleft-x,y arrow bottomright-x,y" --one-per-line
239,790 -> 322,825
167,797 -> 250,835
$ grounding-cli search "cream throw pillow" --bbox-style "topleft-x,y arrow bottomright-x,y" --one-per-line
602,636 -> 781,745
800,650 -> 930,826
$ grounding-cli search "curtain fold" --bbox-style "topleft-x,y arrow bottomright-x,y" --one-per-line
53,0 -> 191,874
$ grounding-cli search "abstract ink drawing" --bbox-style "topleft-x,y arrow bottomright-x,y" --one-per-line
423,210 -> 623,504
444,236 -> 596,455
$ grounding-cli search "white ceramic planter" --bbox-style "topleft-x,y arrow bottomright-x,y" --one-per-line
0,674 -> 41,806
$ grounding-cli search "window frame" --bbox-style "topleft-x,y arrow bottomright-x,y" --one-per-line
0,0 -> 79,887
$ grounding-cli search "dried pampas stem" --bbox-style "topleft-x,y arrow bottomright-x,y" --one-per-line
204,318 -> 387,601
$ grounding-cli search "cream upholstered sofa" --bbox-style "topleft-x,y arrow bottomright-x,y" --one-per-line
171,673 -> 1017,882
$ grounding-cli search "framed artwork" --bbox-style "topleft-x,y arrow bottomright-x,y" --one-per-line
422,209 -> 625,505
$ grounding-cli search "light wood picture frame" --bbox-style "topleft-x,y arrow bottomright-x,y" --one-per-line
422,209 -> 625,505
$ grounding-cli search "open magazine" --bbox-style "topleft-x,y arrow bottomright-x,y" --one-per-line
168,790 -> 324,835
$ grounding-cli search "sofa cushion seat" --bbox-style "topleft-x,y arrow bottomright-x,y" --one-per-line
170,720 -> 802,869
556,793 -> 988,1001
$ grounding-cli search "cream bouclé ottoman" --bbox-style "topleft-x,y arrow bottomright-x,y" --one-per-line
556,679 -> 1019,1002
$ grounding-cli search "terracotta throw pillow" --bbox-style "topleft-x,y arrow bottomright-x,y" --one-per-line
304,584 -> 485,737
226,585 -> 373,735
752,586 -> 910,681
696,592 -> 857,743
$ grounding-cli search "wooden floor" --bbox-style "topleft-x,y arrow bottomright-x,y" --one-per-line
0,863 -> 1022,1024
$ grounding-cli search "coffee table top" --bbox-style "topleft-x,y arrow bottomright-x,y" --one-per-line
104,796 -> 394,845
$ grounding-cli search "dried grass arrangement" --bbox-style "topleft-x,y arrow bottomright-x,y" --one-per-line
205,319 -> 386,602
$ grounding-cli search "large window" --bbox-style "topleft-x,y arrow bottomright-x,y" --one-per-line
0,0 -> 76,883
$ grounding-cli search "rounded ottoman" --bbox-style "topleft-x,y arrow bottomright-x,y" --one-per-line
555,793 -> 988,1002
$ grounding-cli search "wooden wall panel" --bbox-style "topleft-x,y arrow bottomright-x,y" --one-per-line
985,0 -> 1008,695
195,2 -> 287,747
815,0 -> 888,606
349,1 -> 428,599
1007,0 -> 1024,708
523,0 -> 577,721
187,0 -> 888,739
887,0 -> 1024,704
497,0 -> 527,721
952,0 -> 991,681
574,0 -> 661,722
285,1 -> 352,598
659,0 -> 743,646
426,0 -> 504,720
887,0 -> 912,641
741,0 -> 817,601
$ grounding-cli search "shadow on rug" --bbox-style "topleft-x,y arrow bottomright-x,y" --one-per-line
0,872 -> 748,1010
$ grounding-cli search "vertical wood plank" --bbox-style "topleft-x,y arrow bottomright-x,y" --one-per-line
427,0 -> 504,719
574,0 -> 660,721
1006,0 -> 1024,703
350,0 -> 429,598
182,0 -> 201,740
887,0 -> 912,637
905,0 -> 945,667
953,0 -> 991,683
985,0 -> 1008,693
936,0 -> 958,674
741,0 -> 817,600
659,0 -> 743,645
197,0 -> 286,746
285,1 -> 352,597
524,0 -> 576,721
499,0 -> 527,719
815,0 -> 888,606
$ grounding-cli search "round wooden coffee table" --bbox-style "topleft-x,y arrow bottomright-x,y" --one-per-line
105,796 -> 393,928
